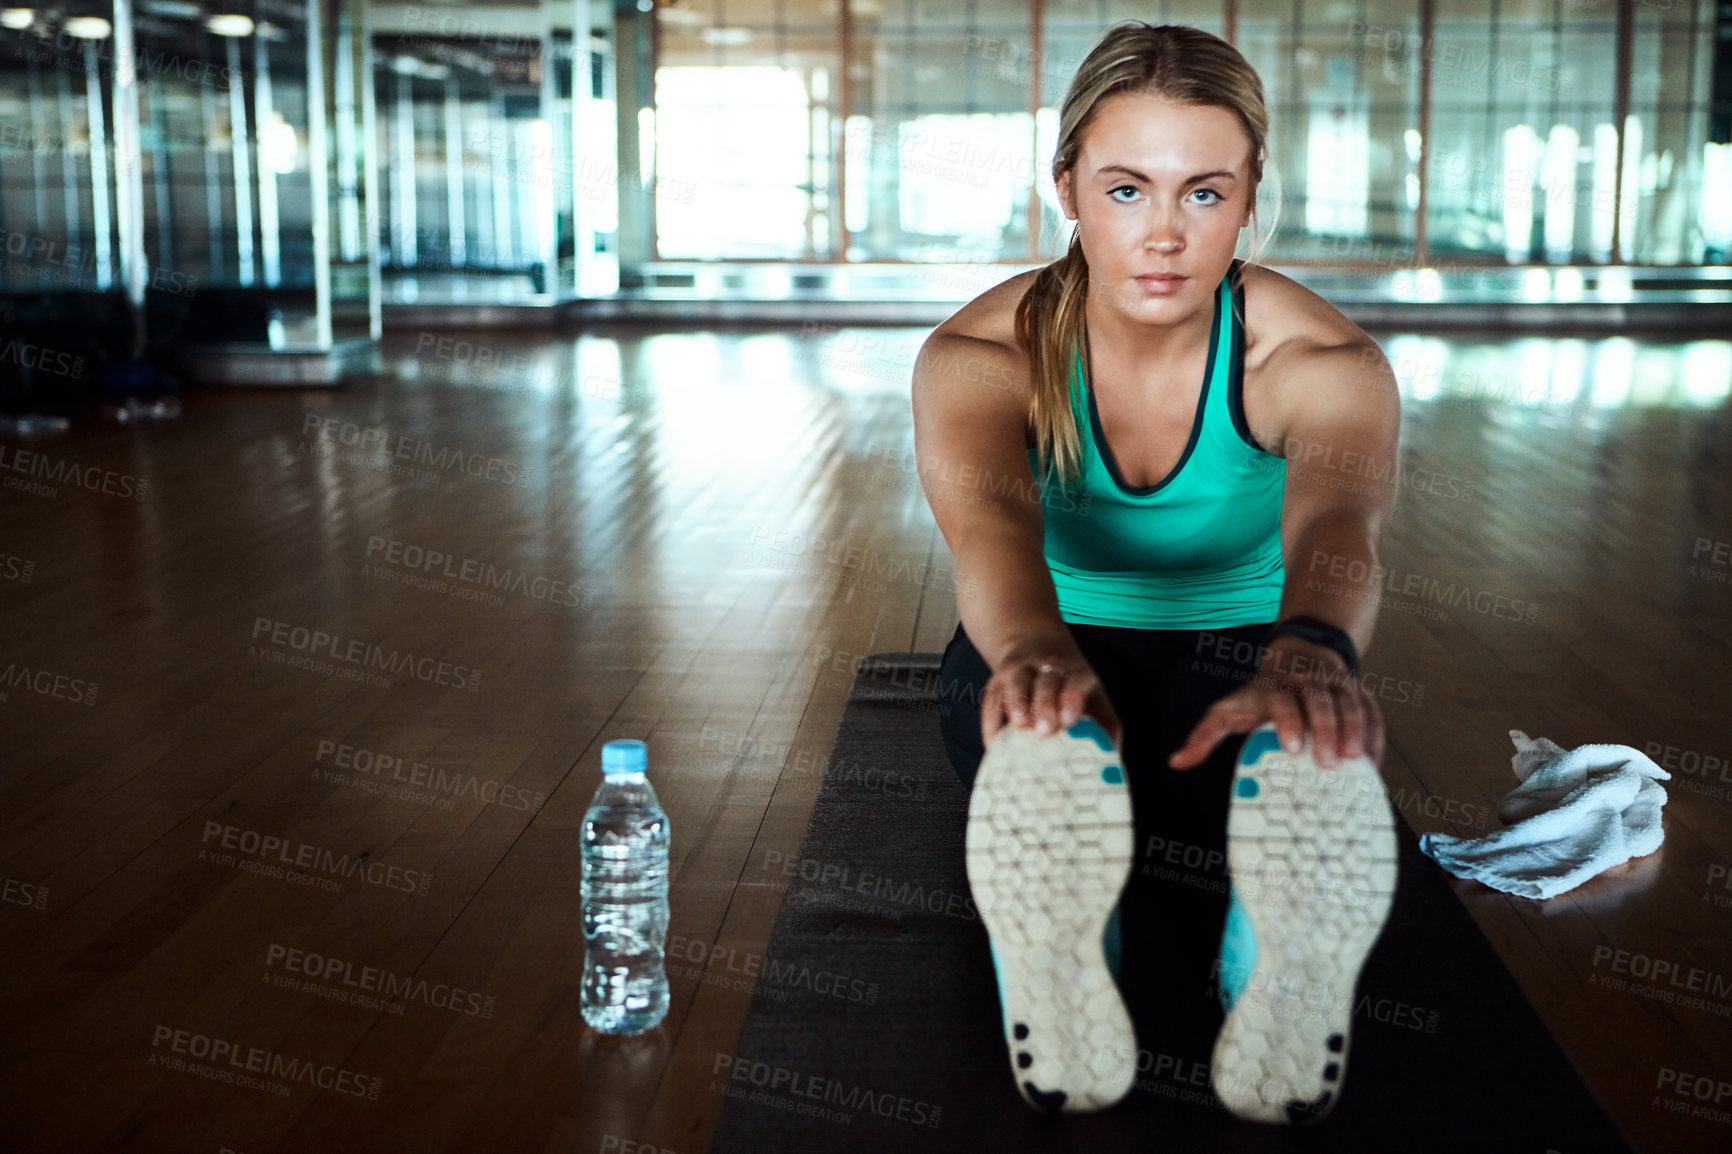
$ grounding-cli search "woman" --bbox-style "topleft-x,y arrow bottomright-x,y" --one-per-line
911,23 -> 1402,1124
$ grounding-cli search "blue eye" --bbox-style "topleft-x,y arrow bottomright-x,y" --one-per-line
1109,185 -> 1222,204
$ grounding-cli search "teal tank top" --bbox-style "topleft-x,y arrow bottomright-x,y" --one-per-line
1028,260 -> 1286,630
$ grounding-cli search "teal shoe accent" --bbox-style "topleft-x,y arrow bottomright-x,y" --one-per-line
1067,718 -> 1115,751
1101,765 -> 1124,785
1239,729 -> 1282,766
1217,886 -> 1257,1013
989,940 -> 1012,1029
1235,777 -> 1260,798
1101,901 -> 1123,982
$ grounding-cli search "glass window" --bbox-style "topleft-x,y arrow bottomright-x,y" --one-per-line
1238,0 -> 1421,264
655,0 -> 838,259
607,0 -> 1722,269
1425,0 -> 1614,266
374,18 -> 552,297
840,0 -> 1031,262
1626,1 -> 1718,263
0,3 -> 121,292
130,2 -> 321,341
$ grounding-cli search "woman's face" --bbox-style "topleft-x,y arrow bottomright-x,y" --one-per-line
1057,92 -> 1257,326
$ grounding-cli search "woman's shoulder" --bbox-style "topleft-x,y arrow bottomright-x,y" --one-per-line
1236,261 -> 1378,371
929,268 -> 1044,356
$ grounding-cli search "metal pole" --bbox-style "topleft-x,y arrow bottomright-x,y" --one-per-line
394,69 -> 416,266
538,0 -> 557,290
1610,0 -> 1633,263
83,40 -> 113,290
309,0 -> 334,345
113,0 -> 147,315
444,76 -> 466,268
1415,0 -> 1432,265
571,0 -> 595,293
255,30 -> 281,288
838,0 -> 851,261
227,35 -> 256,287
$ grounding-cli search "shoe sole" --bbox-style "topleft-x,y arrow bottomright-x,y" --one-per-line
1211,725 -> 1398,1124
964,722 -> 1136,1113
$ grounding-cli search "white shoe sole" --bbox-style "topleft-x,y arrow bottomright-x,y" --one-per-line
1211,724 -> 1398,1124
964,722 -> 1136,1113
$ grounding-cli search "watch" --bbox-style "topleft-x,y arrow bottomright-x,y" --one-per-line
1263,616 -> 1360,676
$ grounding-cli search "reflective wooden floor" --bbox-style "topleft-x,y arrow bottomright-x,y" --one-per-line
1,323 -> 1729,1153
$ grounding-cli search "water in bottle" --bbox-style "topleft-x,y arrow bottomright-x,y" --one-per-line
581,739 -> 671,1034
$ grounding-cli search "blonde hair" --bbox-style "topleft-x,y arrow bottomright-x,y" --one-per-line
1015,22 -> 1280,486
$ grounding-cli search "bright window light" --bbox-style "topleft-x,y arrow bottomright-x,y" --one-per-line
262,111 -> 297,174
845,116 -> 871,236
64,15 -> 111,38
896,113 -> 1028,243
1541,124 -> 1578,262
1305,91 -> 1368,237
654,67 -> 810,258
1619,115 -> 1643,256
205,13 -> 254,37
1701,142 -> 1732,252
699,26 -> 751,47
1599,266 -> 1632,302
1590,123 -> 1618,261
1522,268 -> 1551,302
1502,125 -> 1538,263
637,106 -> 655,188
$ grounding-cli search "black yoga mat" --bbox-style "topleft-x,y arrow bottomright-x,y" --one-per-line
708,654 -> 1633,1153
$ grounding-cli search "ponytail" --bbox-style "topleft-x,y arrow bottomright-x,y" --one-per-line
1015,230 -> 1092,487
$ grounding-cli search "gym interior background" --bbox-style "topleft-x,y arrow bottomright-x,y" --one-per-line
1,1 -> 1729,1151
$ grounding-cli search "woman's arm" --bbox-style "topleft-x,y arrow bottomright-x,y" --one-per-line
1169,338 -> 1402,769
911,331 -> 1123,747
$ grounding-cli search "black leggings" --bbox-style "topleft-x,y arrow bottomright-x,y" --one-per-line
937,618 -> 1275,1068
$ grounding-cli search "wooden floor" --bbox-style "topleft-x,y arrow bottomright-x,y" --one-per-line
0,323 -> 1728,1153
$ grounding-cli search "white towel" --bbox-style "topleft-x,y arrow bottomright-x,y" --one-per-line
1416,731 -> 1670,900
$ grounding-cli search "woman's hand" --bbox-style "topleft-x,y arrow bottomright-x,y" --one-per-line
1168,636 -> 1385,770
981,646 -> 1123,750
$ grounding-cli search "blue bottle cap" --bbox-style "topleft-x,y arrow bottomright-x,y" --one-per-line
602,739 -> 648,777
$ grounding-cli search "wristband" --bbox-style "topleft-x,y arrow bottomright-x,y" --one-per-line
1263,616 -> 1359,676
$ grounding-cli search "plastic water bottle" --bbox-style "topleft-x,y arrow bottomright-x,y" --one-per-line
581,739 -> 671,1034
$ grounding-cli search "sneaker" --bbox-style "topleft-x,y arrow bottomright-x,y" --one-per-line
1210,722 -> 1398,1124
964,718 -> 1136,1112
